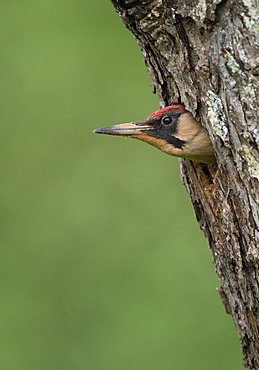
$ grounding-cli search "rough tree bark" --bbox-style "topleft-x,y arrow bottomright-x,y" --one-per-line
110,0 -> 259,368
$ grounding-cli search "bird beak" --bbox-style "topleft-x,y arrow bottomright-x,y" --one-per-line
93,121 -> 152,136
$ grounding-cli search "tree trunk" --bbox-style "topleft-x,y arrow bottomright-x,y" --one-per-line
110,0 -> 259,368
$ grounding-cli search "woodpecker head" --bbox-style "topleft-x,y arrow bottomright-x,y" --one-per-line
94,105 -> 215,164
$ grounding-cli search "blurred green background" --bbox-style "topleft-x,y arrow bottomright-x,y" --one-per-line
0,1 -> 243,369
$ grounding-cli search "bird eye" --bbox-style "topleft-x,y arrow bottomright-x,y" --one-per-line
162,116 -> 173,125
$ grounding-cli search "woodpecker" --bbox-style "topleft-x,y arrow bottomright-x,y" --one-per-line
94,105 -> 215,164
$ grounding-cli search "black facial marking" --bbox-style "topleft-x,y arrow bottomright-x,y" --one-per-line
166,135 -> 185,149
146,112 -> 185,149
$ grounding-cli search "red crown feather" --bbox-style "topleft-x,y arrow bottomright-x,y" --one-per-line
148,104 -> 187,118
